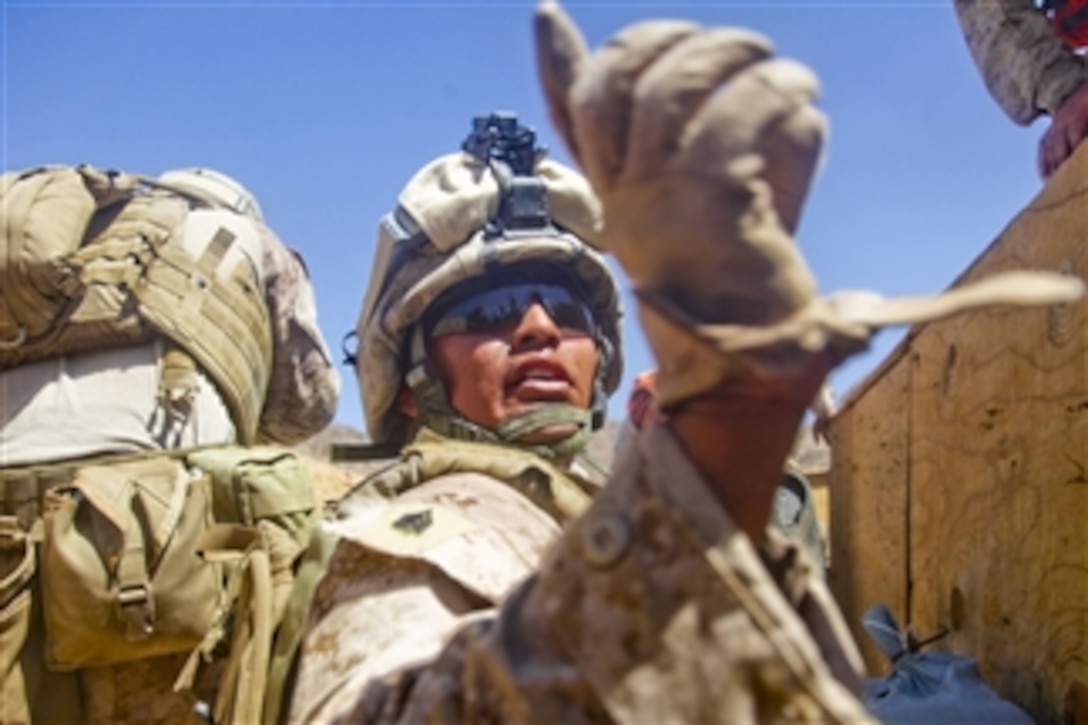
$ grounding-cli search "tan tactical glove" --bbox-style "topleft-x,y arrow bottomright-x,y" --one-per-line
534,1 -> 1084,408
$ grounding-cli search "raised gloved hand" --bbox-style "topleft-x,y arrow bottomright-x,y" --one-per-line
534,0 -> 1083,408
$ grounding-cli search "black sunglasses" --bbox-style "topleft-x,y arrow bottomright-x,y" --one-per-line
427,282 -> 597,339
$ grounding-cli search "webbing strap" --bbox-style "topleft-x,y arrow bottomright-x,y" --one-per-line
176,524 -> 274,723
199,227 -> 235,274
115,499 -> 155,642
0,517 -> 36,602
215,548 -> 273,724
402,430 -> 597,522
135,238 -> 271,443
158,344 -> 201,412
492,404 -> 594,459
262,527 -> 339,725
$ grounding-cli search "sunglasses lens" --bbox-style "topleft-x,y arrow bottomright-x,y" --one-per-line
429,283 -> 594,338
546,296 -> 594,332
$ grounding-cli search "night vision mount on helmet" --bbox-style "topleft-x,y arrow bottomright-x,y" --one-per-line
462,112 -> 553,236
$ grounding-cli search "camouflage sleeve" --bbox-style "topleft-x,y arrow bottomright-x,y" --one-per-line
954,0 -> 1088,124
257,225 -> 341,445
299,426 -> 870,723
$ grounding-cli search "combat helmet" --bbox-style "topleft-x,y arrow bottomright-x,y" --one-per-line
157,167 -> 264,222
355,112 -> 623,456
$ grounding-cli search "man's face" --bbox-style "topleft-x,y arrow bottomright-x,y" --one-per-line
426,281 -> 600,443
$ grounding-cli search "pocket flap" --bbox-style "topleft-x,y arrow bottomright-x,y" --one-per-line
72,457 -> 189,559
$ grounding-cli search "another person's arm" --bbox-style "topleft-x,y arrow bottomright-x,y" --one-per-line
954,0 -> 1088,124
954,0 -> 1088,175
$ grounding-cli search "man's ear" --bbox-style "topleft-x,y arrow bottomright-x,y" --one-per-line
396,384 -> 418,419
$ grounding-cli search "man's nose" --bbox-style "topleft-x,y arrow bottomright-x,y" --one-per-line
511,302 -> 561,350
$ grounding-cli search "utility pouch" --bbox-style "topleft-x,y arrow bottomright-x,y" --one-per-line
175,446 -> 318,725
40,455 -> 223,670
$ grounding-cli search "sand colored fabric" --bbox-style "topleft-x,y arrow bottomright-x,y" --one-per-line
0,167 -> 270,441
0,341 -> 235,467
0,165 -> 338,447
0,224 -> 338,459
356,152 -> 622,446
288,424 -> 870,723
0,163 -> 338,723
954,0 -> 1088,125
395,153 -> 603,253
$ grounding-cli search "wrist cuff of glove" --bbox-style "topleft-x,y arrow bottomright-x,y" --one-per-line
635,287 -> 866,398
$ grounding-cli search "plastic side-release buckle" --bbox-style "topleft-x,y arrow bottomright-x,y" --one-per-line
116,581 -> 156,642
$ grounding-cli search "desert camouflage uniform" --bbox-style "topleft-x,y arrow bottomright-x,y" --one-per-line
255,224 -> 341,445
954,0 -> 1088,124
288,423 -> 869,723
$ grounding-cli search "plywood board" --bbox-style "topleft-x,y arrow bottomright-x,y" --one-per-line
830,144 -> 1088,721
828,356 -> 912,674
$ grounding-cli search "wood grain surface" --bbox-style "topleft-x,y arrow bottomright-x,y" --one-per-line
830,144 -> 1088,723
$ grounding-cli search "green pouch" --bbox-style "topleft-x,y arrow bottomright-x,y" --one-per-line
189,446 -> 317,551
181,446 -> 318,723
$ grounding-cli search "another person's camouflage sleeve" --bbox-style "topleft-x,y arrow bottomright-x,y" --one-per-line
293,425 -> 870,723
955,0 -> 1088,124
257,226 -> 340,444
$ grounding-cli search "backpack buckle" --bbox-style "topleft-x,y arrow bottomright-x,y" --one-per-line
116,582 -> 155,642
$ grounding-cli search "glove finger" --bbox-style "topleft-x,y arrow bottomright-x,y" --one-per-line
678,58 -> 824,232
534,0 -> 590,163
626,27 -> 773,182
755,102 -> 827,234
570,19 -> 700,191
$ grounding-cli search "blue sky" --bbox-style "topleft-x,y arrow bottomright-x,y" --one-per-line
3,0 -> 1048,434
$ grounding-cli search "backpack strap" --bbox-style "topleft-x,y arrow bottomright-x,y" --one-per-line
132,221 -> 271,443
114,490 -> 155,642
72,197 -> 272,443
403,432 -> 597,523
262,526 -> 340,725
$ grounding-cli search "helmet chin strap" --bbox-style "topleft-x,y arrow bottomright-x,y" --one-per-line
411,372 -> 595,459
404,326 -> 601,460
490,404 -> 595,458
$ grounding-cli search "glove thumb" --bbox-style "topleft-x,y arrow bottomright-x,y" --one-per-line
535,0 -> 590,162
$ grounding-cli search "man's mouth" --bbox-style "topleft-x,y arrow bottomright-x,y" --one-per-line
508,361 -> 573,400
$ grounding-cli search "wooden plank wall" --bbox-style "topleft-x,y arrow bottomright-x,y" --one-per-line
828,356 -> 912,670
829,145 -> 1088,724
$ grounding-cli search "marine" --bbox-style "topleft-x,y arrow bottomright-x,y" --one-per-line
278,3 -> 1081,721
